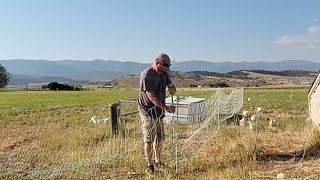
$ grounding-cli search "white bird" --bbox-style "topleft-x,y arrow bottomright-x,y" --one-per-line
269,119 -> 277,130
90,116 -> 99,124
276,173 -> 286,179
165,118 -> 173,124
256,107 -> 262,113
239,118 -> 246,126
248,121 -> 257,131
250,115 -> 256,121
242,110 -> 249,117
248,97 -> 251,101
100,118 -> 109,123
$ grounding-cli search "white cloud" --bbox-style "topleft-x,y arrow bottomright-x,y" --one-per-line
274,26 -> 320,48
308,26 -> 320,33
274,35 -> 318,47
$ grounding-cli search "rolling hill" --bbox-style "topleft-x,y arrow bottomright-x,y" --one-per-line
1,59 -> 319,85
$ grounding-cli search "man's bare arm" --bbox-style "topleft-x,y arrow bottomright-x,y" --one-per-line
146,91 -> 173,113
167,83 -> 176,95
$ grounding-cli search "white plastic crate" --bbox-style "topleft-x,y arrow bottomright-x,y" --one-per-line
165,96 -> 206,124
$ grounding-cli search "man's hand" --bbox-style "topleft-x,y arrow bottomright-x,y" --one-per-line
168,84 -> 176,95
164,105 -> 175,113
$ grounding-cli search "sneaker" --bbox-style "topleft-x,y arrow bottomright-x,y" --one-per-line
145,164 -> 155,176
154,161 -> 166,169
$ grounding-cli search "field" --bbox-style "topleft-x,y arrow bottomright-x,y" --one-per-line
1,87 -> 320,179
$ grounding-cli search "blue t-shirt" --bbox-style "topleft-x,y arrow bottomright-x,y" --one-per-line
138,67 -> 172,118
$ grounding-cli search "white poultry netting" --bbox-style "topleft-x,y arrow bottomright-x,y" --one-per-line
166,87 -> 243,168
117,87 -> 243,171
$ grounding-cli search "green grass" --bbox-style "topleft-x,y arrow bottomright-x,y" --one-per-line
0,87 -> 318,179
0,90 -> 138,109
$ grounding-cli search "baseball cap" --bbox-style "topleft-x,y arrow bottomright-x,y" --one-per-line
155,53 -> 171,71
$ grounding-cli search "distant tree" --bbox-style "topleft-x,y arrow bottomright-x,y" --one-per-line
188,71 -> 231,78
46,82 -> 81,91
74,86 -> 82,91
207,83 -> 215,87
0,64 -> 10,88
62,83 -> 74,90
41,84 -> 47,90
216,82 -> 229,87
47,82 -> 60,90
189,83 -> 198,87
206,82 -> 229,88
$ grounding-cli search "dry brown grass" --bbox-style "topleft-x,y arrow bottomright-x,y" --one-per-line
1,87 -> 319,179
172,123 -> 320,179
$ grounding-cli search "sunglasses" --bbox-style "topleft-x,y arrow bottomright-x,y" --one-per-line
159,61 -> 171,67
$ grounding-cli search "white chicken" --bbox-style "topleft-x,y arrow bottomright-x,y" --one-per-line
256,107 -> 262,113
100,118 -> 109,123
90,116 -> 99,124
242,110 -> 249,117
248,121 -> 257,132
269,119 -> 277,130
239,118 -> 246,126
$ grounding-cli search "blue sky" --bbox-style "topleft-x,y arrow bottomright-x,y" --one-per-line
0,0 -> 319,63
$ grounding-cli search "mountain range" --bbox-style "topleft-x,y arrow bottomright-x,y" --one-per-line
1,59 -> 319,85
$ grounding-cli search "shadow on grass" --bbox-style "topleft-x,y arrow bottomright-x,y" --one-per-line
257,142 -> 320,162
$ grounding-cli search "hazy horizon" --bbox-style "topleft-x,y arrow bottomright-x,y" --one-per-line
1,58 -> 319,64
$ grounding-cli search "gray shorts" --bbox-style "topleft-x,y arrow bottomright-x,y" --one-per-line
140,113 -> 164,143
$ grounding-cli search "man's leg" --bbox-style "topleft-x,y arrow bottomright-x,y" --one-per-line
144,142 -> 155,176
153,136 -> 162,163
154,118 -> 164,164
140,113 -> 156,175
144,142 -> 153,165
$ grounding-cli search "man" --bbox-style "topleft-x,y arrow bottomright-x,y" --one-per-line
138,53 -> 176,176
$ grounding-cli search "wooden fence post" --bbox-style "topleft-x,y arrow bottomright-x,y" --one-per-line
109,102 -> 119,135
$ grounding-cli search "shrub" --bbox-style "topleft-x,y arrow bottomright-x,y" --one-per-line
46,82 -> 80,91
